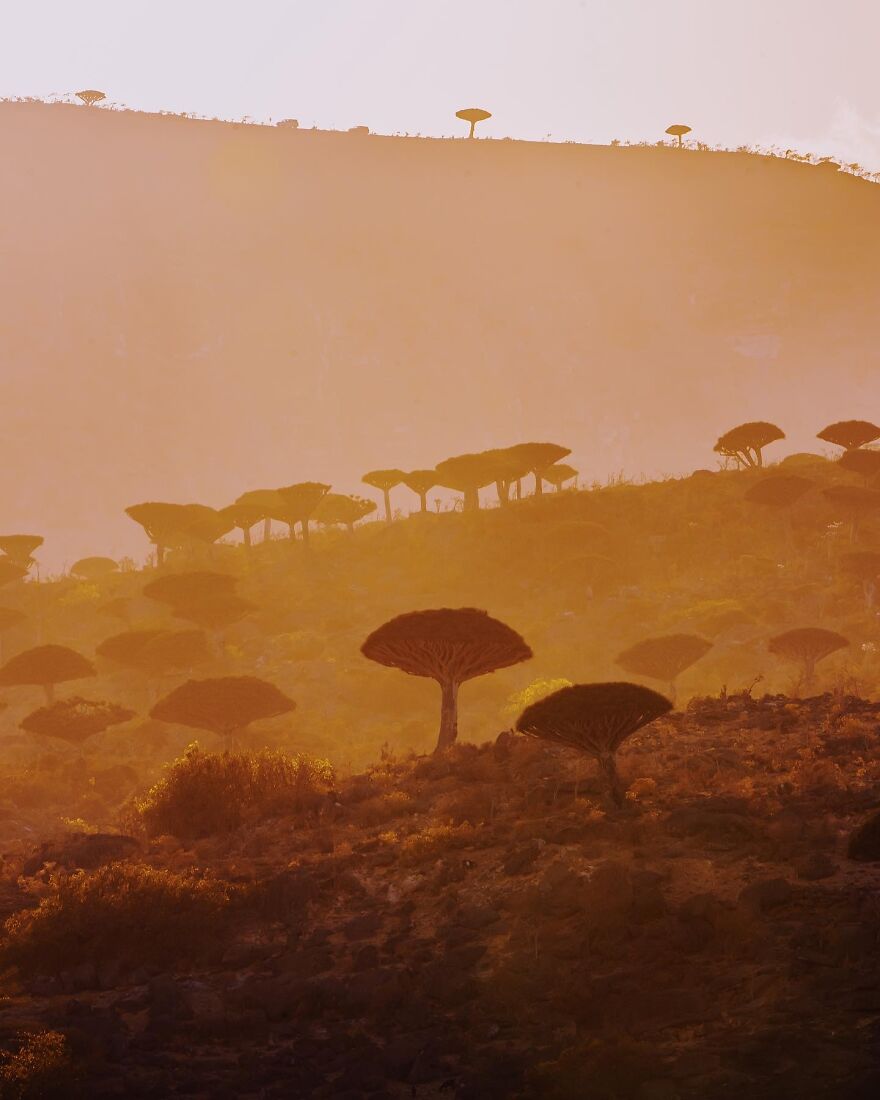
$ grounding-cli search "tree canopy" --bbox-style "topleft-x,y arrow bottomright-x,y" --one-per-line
713,422 -> 785,468
150,677 -> 295,738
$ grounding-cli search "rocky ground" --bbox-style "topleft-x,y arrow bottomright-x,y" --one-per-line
0,692 -> 879,1098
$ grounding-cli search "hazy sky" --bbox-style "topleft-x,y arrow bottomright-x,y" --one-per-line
1,0 -> 879,167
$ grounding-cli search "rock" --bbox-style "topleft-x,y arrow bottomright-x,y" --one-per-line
738,877 -> 793,914
793,851 -> 838,880
847,809 -> 880,861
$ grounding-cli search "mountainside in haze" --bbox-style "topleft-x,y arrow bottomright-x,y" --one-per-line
0,101 -> 878,566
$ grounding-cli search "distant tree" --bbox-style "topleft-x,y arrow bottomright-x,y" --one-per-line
506,442 -> 572,497
0,644 -> 96,704
516,682 -> 672,806
170,594 -> 256,633
840,551 -> 880,609
0,607 -> 26,662
21,697 -> 134,746
401,470 -> 438,513
150,677 -> 295,744
456,107 -> 491,138
70,556 -> 118,582
0,560 -> 27,588
837,448 -> 880,484
713,422 -> 785,468
75,90 -> 106,106
125,503 -> 195,565
361,608 -> 532,752
314,493 -> 377,532
177,505 -> 236,550
817,420 -> 880,451
615,634 -> 712,701
665,124 -> 692,147
0,536 -> 43,567
276,482 -> 331,544
768,627 -> 848,691
143,571 -> 237,607
434,453 -> 495,511
97,628 -> 210,676
362,470 -> 404,523
822,485 -> 880,541
226,490 -> 286,547
543,463 -> 579,491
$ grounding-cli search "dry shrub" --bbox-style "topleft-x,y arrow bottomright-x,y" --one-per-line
625,777 -> 657,802
790,753 -> 847,794
138,744 -> 334,839
0,1030 -> 79,1099
1,863 -> 231,976
398,822 -> 475,864
350,789 -> 416,827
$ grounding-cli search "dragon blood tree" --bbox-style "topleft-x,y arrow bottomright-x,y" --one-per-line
817,420 -> 880,451
0,560 -> 27,588
0,536 -> 43,568
615,633 -> 712,702
230,489 -> 287,545
70,556 -> 119,582
362,470 -> 405,524
713,422 -> 785,468
505,442 -> 572,497
276,482 -> 331,544
516,682 -> 672,807
361,608 -> 532,752
401,470 -> 438,513
150,676 -> 296,745
314,493 -> 377,533
0,645 -> 96,704
837,448 -> 880,484
21,698 -> 134,747
767,627 -> 848,692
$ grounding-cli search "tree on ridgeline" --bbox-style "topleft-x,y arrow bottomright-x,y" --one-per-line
276,483 -> 331,544
0,536 -> 43,569
150,677 -> 295,746
456,107 -> 491,138
362,470 -> 405,523
0,645 -> 96,704
817,420 -> 880,451
506,442 -> 572,497
713,422 -> 785,468
70,557 -> 118,582
314,493 -> 377,533
125,503 -> 196,566
665,123 -> 692,147
76,90 -> 106,106
227,490 -> 286,547
401,470 -> 438,513
543,463 -> 579,491
362,608 -> 532,752
516,682 -> 672,807
615,634 -> 712,702
768,628 -> 848,692
433,453 -> 496,511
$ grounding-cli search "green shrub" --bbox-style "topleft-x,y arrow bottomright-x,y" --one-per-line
2,863 -> 231,976
0,1030 -> 79,1099
138,743 -> 335,839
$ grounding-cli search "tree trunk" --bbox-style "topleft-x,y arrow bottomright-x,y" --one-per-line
435,680 -> 459,752
598,753 -> 624,807
495,480 -> 510,507
463,486 -> 479,512
241,525 -> 252,549
533,470 -> 543,496
383,488 -> 392,523
288,523 -> 296,540
515,478 -> 522,501
419,491 -> 428,513
300,519 -> 310,546
155,542 -> 165,567
263,518 -> 272,543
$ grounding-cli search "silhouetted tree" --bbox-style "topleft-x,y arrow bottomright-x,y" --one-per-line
125,503 -> 194,565
516,682 -> 672,806
171,594 -> 256,633
362,608 -> 532,752
434,452 -> 503,511
0,645 -> 96,704
401,470 -> 438,513
314,493 -> 377,532
615,634 -> 712,701
714,422 -> 785,468
150,677 -> 295,744
456,107 -> 491,138
276,482 -> 331,544
506,442 -> 572,497
76,90 -> 106,106
837,448 -> 880,484
768,628 -> 848,691
544,463 -> 579,491
0,536 -> 43,567
70,557 -> 118,581
817,420 -> 880,451
0,560 -> 27,588
362,470 -> 404,523
227,490 -> 286,547
98,628 -> 210,676
21,697 -> 134,746
665,123 -> 692,147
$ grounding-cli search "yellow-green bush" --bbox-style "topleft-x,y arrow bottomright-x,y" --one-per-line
2,863 -> 231,976
0,1031 -> 79,1099
138,743 -> 335,839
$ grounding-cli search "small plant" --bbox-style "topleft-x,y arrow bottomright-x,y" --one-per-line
1,863 -> 232,976
0,1030 -> 79,1098
138,744 -> 335,839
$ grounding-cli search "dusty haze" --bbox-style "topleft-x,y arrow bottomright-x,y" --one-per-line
1,101 -> 878,568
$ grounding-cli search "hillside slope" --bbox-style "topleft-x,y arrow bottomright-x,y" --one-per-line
0,102 -> 878,565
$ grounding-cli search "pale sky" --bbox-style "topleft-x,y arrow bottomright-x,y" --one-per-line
1,0 -> 879,167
